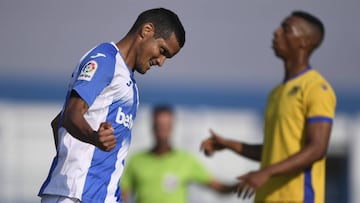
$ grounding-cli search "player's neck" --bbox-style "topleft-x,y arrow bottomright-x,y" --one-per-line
116,36 -> 137,71
283,58 -> 309,81
152,144 -> 172,156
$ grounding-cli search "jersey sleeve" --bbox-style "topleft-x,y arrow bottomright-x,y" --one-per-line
187,154 -> 212,185
305,81 -> 336,123
72,55 -> 115,107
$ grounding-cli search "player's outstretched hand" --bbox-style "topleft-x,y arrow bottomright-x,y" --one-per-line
200,129 -> 226,156
235,169 -> 270,199
95,122 -> 116,152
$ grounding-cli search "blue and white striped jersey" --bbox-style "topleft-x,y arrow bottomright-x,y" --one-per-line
39,42 -> 139,203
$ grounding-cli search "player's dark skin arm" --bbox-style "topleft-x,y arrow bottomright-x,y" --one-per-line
62,90 -> 116,151
200,129 -> 262,161
216,138 -> 262,162
207,180 -> 238,194
237,121 -> 332,199
51,112 -> 61,149
62,91 -> 97,144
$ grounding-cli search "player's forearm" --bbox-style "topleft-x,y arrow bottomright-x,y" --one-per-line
62,91 -> 99,146
222,140 -> 262,161
265,122 -> 332,177
215,184 -> 237,194
62,109 -> 97,146
263,144 -> 323,177
208,180 -> 236,194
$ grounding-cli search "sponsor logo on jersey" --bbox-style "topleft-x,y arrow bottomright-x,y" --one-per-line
115,107 -> 133,129
90,53 -> 106,59
78,60 -> 98,81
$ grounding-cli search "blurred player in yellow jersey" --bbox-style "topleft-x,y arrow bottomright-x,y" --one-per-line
201,11 -> 336,203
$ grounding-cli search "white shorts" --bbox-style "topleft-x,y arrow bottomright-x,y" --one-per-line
41,195 -> 82,203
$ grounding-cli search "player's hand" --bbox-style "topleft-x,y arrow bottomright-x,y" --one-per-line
235,169 -> 270,199
200,129 -> 226,156
95,122 -> 116,151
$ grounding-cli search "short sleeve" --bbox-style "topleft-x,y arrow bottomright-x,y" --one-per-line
186,154 -> 212,185
305,81 -> 336,123
72,46 -> 116,107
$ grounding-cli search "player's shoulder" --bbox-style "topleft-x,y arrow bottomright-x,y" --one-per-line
305,69 -> 334,90
305,69 -> 329,82
93,42 -> 118,53
302,69 -> 336,104
86,42 -> 118,60
79,42 -> 118,71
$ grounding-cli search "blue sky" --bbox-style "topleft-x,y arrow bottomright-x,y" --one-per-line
0,0 -> 359,108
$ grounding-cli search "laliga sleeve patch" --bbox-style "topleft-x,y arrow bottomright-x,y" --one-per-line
78,60 -> 98,81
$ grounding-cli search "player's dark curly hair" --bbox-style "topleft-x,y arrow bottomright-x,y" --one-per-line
129,8 -> 186,48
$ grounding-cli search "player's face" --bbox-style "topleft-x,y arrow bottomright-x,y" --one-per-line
135,32 -> 181,74
272,16 -> 306,59
153,112 -> 173,145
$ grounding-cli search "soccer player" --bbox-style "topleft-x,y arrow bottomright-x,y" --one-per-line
38,8 -> 185,203
120,105 -> 236,203
201,11 -> 336,203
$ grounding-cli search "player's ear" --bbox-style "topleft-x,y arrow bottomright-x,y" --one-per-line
139,23 -> 155,39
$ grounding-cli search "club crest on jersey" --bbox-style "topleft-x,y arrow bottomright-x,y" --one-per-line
78,60 -> 98,81
288,85 -> 300,96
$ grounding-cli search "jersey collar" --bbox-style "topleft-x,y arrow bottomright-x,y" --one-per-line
283,65 -> 312,83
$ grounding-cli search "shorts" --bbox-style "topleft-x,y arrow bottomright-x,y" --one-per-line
41,195 -> 82,203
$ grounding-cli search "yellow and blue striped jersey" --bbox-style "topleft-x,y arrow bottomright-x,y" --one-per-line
255,68 -> 336,203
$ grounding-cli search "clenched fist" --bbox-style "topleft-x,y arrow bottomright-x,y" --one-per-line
94,122 -> 117,151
